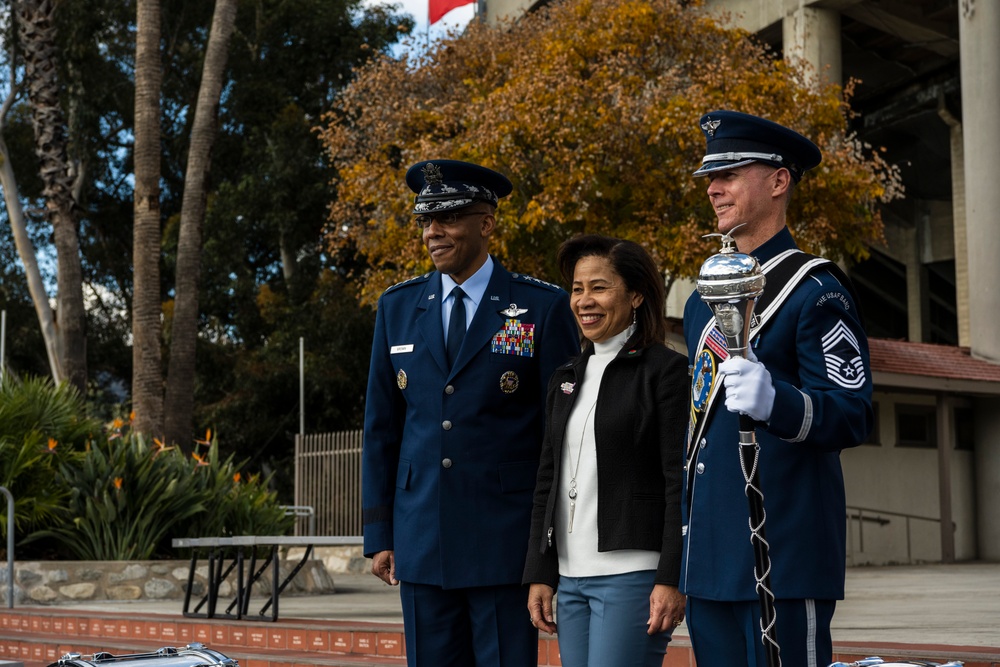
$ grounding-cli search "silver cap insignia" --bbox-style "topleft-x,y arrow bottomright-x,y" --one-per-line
701,118 -> 721,136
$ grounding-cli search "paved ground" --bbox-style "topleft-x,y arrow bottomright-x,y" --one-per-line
51,562 -> 1000,650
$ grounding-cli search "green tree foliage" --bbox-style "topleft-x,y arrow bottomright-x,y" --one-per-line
0,0 -> 412,484
192,269 -> 375,491
319,0 -> 903,304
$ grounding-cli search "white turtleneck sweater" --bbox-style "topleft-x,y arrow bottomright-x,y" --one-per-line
556,326 -> 660,577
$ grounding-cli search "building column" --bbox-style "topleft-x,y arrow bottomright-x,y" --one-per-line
960,0 -> 1000,362
783,5 -> 841,87
938,104 -> 970,348
903,225 -> 924,343
975,397 -> 1000,560
936,394 -> 955,563
961,0 -> 1000,563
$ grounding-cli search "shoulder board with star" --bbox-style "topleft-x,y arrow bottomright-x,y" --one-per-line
510,272 -> 563,292
384,272 -> 431,295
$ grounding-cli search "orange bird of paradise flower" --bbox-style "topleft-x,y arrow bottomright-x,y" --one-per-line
152,437 -> 174,458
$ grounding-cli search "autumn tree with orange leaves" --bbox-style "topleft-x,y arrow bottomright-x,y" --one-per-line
318,0 -> 903,304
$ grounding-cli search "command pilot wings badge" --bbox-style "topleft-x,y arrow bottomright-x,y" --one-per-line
501,304 -> 528,317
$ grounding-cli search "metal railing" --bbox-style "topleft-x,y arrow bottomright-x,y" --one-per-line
1,486 -> 13,608
846,504 -> 949,564
281,505 -> 316,536
294,430 -> 363,537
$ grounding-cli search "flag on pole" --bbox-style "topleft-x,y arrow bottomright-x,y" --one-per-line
429,0 -> 474,24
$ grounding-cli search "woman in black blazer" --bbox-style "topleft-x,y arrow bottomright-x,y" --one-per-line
524,235 -> 689,667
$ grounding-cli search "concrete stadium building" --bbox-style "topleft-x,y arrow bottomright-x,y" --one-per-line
479,0 -> 1000,565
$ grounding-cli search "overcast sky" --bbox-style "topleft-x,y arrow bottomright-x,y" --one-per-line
365,0 -> 475,56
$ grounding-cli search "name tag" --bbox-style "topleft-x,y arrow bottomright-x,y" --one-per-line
391,344 -> 414,354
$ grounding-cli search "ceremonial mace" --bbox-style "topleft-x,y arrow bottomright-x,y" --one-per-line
697,229 -> 780,667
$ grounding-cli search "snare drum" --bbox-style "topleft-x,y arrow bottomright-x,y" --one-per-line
50,644 -> 238,667
829,657 -> 964,667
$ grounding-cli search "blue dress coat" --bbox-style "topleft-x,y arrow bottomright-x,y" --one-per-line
362,257 -> 580,589
681,228 -> 874,602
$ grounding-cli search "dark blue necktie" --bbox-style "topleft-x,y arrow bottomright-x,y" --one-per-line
447,287 -> 467,368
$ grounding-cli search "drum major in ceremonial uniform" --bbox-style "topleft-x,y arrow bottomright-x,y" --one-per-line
680,110 -> 875,667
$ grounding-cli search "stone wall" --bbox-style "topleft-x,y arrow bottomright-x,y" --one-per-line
0,558 -> 334,606
288,545 -> 367,575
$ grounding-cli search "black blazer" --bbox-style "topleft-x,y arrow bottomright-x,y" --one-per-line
522,333 -> 689,588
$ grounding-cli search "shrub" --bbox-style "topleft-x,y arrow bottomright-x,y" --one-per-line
5,376 -> 293,560
178,431 -> 294,542
29,424 -> 293,560
0,375 -> 98,544
34,430 -> 211,560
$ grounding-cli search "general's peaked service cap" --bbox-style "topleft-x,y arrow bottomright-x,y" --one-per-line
406,159 -> 514,214
693,110 -> 822,182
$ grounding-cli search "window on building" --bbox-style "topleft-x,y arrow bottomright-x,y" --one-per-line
925,260 -> 958,345
850,249 -> 907,340
955,407 -> 975,451
895,404 -> 936,448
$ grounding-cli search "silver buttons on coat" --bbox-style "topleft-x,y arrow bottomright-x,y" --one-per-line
442,458 -> 453,468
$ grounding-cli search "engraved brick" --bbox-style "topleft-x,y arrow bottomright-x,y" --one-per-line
310,630 -> 332,651
377,632 -> 403,656
354,632 -> 376,654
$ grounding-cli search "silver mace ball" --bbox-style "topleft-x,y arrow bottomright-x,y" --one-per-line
696,226 -> 765,360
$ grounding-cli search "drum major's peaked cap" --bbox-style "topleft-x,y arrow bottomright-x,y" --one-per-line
406,159 -> 513,214
693,110 -> 822,182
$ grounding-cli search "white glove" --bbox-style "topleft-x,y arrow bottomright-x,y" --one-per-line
719,356 -> 775,423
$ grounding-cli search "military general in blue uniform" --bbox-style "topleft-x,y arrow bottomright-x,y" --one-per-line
362,159 -> 580,667
680,111 -> 874,667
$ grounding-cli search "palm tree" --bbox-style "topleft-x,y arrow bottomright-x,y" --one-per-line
164,0 -> 238,448
132,0 -> 165,436
14,0 -> 87,392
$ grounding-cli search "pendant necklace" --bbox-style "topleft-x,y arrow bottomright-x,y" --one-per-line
566,400 -> 598,533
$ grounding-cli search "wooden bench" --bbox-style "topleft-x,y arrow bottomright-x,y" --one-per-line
171,535 -> 363,622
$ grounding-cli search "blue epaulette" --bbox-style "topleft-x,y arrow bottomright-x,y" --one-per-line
510,272 -> 564,292
384,272 -> 431,295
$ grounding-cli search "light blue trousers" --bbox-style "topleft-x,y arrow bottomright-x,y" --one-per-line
556,570 -> 672,667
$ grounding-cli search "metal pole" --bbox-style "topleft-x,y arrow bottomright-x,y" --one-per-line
299,337 -> 305,436
1,309 -> 6,381
1,486 -> 13,608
